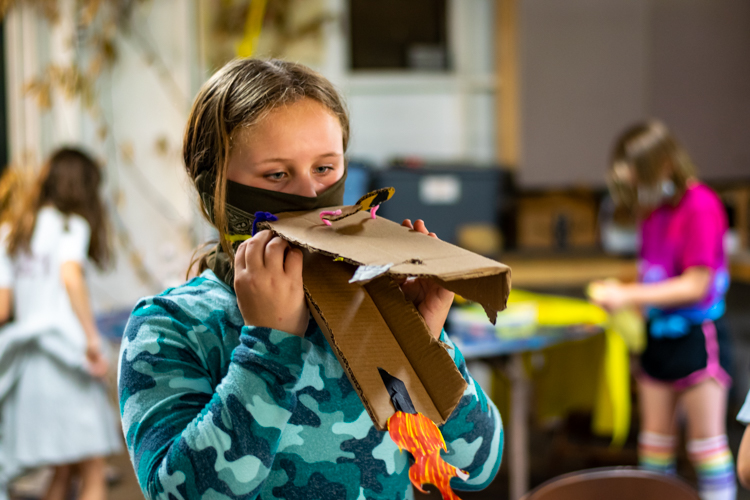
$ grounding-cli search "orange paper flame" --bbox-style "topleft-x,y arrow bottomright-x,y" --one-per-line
387,411 -> 469,500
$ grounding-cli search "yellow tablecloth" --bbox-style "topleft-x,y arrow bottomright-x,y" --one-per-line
490,290 -> 631,446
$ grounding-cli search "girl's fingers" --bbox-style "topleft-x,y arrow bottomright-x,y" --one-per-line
403,219 -> 440,238
284,247 -> 303,276
235,239 -> 248,272
247,230 -> 273,268
265,236 -> 289,271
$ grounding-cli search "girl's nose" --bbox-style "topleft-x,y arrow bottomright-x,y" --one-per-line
289,175 -> 318,197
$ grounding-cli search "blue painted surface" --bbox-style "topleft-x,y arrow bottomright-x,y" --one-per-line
96,308 -> 132,341
343,163 -> 372,206
449,325 -> 603,359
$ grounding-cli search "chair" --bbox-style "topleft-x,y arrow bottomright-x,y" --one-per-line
520,467 -> 700,500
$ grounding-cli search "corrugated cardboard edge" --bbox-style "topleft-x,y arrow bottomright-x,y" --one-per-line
364,276 -> 468,422
302,253 -> 446,430
258,211 -> 511,323
434,273 -> 512,325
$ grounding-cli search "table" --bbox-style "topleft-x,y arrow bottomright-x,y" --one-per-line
498,253 -> 637,288
451,325 -> 604,500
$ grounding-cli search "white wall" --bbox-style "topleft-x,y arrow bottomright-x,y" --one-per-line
4,1 -> 203,311
84,1 -> 203,309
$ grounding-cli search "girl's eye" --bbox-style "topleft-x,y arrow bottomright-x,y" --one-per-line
265,172 -> 286,181
314,165 -> 334,174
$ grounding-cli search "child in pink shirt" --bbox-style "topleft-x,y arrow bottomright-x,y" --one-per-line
593,121 -> 735,500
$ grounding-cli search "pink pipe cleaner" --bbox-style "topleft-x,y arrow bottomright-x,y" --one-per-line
319,209 -> 342,226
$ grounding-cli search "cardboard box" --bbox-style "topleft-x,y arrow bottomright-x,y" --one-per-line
517,193 -> 599,250
457,223 -> 503,257
260,209 -> 511,430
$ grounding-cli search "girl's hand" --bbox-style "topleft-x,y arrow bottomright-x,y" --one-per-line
85,337 -> 109,379
234,230 -> 308,337
588,279 -> 633,311
400,219 -> 454,339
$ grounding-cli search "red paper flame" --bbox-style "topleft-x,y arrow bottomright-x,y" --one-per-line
387,411 -> 469,500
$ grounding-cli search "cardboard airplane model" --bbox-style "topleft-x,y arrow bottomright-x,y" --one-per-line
257,188 -> 511,498
257,188 -> 512,430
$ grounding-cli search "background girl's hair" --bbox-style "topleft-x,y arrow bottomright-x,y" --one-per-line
183,58 -> 350,274
0,167 -> 32,226
608,120 -> 696,208
7,147 -> 111,269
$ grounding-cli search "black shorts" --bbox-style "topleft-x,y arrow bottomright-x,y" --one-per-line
640,317 -> 732,389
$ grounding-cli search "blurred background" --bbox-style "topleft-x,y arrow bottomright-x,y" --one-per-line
1,0 -> 749,499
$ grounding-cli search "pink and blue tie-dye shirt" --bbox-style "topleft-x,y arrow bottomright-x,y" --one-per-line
640,183 -> 729,325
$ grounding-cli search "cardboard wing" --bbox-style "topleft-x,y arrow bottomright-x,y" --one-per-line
260,208 -> 511,430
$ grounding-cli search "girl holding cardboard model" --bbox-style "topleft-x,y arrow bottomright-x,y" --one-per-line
591,121 -> 735,500
118,58 -> 503,500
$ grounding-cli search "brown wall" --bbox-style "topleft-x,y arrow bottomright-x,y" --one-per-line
518,0 -> 750,188
651,0 -> 750,181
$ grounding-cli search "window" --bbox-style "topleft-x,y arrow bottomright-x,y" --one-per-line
349,0 -> 449,71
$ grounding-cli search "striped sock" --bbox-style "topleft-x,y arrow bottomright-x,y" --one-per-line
638,431 -> 676,474
687,435 -> 736,500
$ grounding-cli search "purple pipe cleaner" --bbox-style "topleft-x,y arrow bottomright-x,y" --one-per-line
252,211 -> 278,236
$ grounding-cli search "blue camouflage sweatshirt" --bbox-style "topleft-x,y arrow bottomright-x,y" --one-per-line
118,270 -> 503,500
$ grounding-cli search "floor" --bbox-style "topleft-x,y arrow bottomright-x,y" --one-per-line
11,283 -> 750,500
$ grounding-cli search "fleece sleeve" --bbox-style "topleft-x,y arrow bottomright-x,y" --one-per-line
118,295 -> 309,500
438,330 -> 504,491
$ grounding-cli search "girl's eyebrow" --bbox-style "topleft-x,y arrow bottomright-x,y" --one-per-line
318,152 -> 342,158
258,152 -> 342,164
257,157 -> 289,165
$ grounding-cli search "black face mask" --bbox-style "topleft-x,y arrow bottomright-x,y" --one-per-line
194,169 -> 348,287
